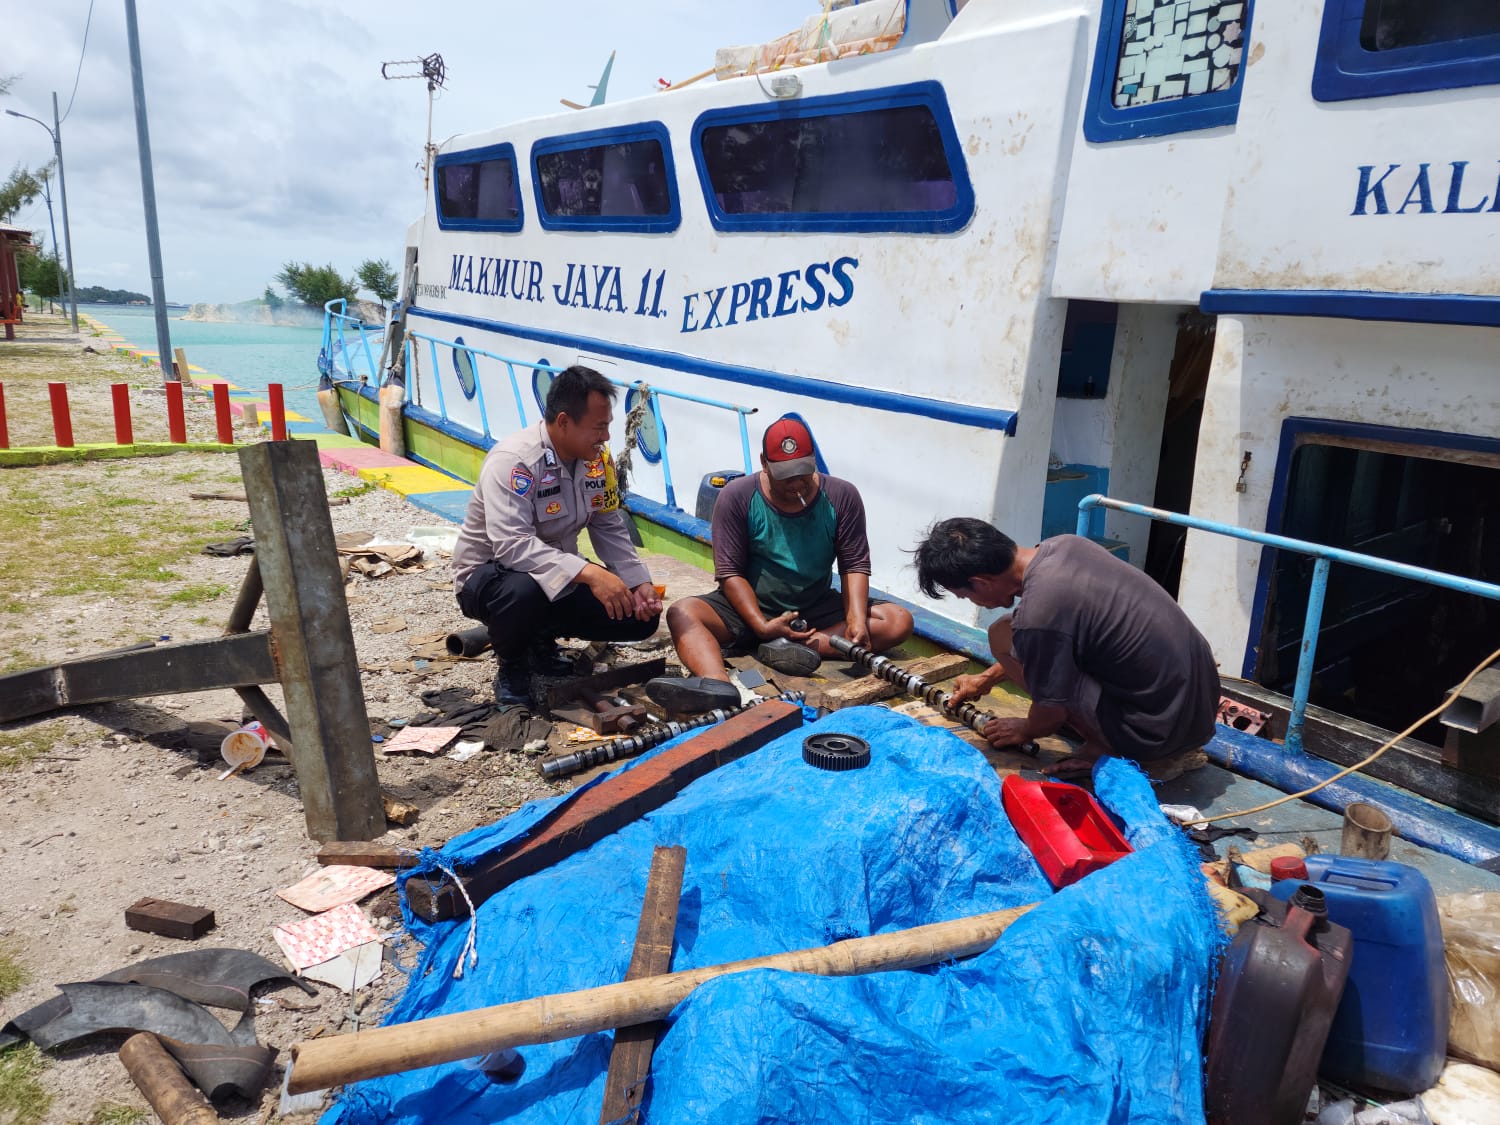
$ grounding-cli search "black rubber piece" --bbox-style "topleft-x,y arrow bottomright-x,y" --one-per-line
802,732 -> 871,771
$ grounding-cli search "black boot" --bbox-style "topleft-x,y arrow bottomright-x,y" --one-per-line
493,657 -> 534,708
756,638 -> 822,675
528,638 -> 581,678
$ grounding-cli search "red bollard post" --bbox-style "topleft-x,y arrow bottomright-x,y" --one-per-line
165,379 -> 187,444
210,383 -> 234,445
112,384 -> 134,446
48,382 -> 74,448
0,382 -> 9,450
268,383 -> 287,441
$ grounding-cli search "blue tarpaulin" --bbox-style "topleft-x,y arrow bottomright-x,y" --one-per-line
324,706 -> 1222,1124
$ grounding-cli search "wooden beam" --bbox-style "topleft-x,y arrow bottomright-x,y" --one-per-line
407,700 -> 803,921
600,845 -> 686,1124
813,652 -> 971,710
119,1033 -> 219,1125
240,440 -> 383,843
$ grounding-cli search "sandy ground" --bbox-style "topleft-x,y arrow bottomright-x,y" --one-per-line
0,312 -> 710,1123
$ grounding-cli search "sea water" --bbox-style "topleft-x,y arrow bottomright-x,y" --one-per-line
83,303 -> 330,425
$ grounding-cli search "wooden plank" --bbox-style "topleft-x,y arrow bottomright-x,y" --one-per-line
317,842 -> 416,868
125,898 -> 216,941
813,652 -> 972,710
599,846 -> 686,1125
407,700 -> 802,921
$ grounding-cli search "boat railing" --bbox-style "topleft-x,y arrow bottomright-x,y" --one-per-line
402,328 -> 759,509
1076,495 -> 1500,756
320,298 -> 383,386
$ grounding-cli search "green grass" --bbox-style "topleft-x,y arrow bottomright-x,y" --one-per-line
162,583 -> 228,605
82,1104 -> 147,1125
0,729 -> 54,772
332,476 -> 382,498
0,948 -> 27,998
0,1042 -> 51,1125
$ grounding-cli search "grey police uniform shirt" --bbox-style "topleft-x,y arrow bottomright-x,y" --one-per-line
450,420 -> 651,601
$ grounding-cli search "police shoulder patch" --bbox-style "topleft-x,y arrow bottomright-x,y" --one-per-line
509,465 -> 534,496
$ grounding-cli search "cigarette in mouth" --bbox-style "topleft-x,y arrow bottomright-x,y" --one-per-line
798,494 -> 808,507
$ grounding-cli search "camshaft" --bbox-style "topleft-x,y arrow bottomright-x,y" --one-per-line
824,635 -> 1037,755
539,691 -> 806,781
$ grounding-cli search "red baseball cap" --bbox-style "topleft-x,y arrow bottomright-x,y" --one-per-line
762,417 -> 817,480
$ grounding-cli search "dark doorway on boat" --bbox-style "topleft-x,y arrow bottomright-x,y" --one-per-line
1143,311 -> 1216,597
1255,438 -> 1500,750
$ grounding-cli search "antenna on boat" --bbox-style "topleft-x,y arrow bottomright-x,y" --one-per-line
381,52 -> 448,191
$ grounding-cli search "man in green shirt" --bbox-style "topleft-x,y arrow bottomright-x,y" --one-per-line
648,416 -> 913,713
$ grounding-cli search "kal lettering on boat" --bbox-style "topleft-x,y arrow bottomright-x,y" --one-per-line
510,466 -> 533,495
1351,160 -> 1500,215
680,257 -> 860,334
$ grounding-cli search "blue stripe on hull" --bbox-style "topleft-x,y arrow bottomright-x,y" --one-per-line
406,305 -> 1020,434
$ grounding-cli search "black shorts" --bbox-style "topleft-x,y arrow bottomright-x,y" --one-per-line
694,586 -> 877,650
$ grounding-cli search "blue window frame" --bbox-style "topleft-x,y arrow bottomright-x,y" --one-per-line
451,335 -> 478,400
532,360 -> 555,413
530,123 -> 680,233
623,387 -> 665,464
690,82 -> 974,235
1313,0 -> 1500,101
434,143 -> 524,232
1083,1 -> 1255,142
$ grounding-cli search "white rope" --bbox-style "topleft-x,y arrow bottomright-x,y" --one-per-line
435,860 -> 480,979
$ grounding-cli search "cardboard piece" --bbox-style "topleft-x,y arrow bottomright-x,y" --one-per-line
277,865 -> 396,913
274,903 -> 383,971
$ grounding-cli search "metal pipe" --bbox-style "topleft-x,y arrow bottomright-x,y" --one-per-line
646,388 -> 677,509
123,0 -> 175,381
824,635 -> 1036,754
1074,495 -> 1500,603
51,93 -> 77,333
1205,727 -> 1500,865
1287,557 -> 1331,755
445,625 -> 491,658
540,692 -> 805,781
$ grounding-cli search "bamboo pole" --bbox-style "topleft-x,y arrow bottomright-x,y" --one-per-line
289,902 -> 1036,1093
118,1033 -> 220,1125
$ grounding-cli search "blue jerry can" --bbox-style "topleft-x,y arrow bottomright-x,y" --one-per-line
1270,855 -> 1448,1094
695,470 -> 744,522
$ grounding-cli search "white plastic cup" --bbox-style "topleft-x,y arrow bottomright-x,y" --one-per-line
220,721 -> 270,774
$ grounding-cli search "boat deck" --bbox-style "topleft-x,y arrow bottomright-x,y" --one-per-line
638,551 -> 1500,897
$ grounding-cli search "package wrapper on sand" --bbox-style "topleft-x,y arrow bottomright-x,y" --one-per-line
715,0 -> 906,79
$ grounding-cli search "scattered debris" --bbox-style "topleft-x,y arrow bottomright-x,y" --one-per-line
379,725 -> 462,755
277,865 -> 397,913
273,902 -> 384,972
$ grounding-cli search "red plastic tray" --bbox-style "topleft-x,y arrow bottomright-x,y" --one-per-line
1001,775 -> 1132,889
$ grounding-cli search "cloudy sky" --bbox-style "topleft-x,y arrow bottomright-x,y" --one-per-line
4,1 -> 814,303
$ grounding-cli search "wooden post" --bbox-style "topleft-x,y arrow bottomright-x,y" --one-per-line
239,440 -> 383,842
48,382 -> 73,447
1340,801 -> 1393,861
268,383 -> 288,441
112,383 -> 134,445
600,846 -> 686,1124
173,346 -> 194,385
0,382 -> 9,449
165,378 -> 187,443
119,1033 -> 220,1125
210,383 -> 233,444
288,902 -> 1036,1094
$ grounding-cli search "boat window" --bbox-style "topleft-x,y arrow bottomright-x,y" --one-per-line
690,83 -> 974,234
1314,0 -> 1500,100
434,144 -> 523,232
531,123 -> 680,233
1082,1 -> 1256,142
1256,435 -> 1500,746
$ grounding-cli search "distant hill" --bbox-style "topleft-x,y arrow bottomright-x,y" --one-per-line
77,286 -> 151,305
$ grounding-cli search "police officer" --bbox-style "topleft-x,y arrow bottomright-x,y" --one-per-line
451,365 -> 662,706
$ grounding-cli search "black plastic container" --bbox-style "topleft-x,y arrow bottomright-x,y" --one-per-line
1204,887 -> 1354,1125
695,470 -> 744,521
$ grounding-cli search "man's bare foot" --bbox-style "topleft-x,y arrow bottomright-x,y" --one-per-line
1041,754 -> 1100,779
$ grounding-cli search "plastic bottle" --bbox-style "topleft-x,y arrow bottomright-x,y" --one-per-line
1205,886 -> 1354,1125
1270,855 -> 1448,1094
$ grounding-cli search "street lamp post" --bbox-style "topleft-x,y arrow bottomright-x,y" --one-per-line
5,100 -> 79,332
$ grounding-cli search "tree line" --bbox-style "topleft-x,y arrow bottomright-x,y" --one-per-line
273,259 -> 399,312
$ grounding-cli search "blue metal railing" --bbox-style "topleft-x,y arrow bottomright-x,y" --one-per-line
1077,495 -> 1500,755
328,313 -> 760,509
321,299 -> 382,385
